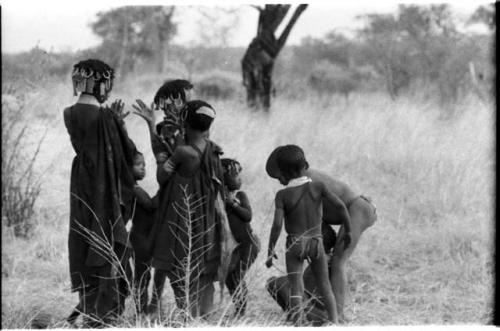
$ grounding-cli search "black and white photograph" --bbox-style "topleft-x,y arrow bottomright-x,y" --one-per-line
1,0 -> 495,328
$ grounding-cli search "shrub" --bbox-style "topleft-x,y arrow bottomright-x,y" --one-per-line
308,61 -> 361,98
194,70 -> 240,100
2,86 -> 45,238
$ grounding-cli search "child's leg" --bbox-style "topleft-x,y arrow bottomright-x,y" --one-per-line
228,241 -> 259,316
225,264 -> 248,316
196,274 -> 215,317
241,236 -> 260,271
330,199 -> 376,321
149,268 -> 168,315
310,245 -> 338,323
285,251 -> 305,325
134,254 -> 151,313
266,276 -> 291,312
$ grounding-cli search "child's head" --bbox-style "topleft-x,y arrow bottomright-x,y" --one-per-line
221,158 -> 243,191
72,59 -> 114,104
276,145 -> 309,184
154,79 -> 194,119
185,100 -> 215,132
132,151 -> 146,181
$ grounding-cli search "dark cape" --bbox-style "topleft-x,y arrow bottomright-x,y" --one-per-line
65,104 -> 136,293
151,140 -> 226,277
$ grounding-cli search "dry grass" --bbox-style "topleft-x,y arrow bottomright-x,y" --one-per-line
1,76 -> 494,327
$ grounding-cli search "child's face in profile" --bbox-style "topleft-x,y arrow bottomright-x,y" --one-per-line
133,154 -> 146,181
224,171 -> 242,191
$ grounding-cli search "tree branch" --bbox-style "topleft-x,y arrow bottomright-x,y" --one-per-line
277,4 -> 308,50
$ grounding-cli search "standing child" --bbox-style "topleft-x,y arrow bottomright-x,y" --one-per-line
221,158 -> 260,317
129,151 -> 158,313
265,145 -> 352,325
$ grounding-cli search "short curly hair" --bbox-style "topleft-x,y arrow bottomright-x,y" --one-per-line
276,145 -> 309,179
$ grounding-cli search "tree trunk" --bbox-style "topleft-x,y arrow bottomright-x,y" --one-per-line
242,4 -> 307,111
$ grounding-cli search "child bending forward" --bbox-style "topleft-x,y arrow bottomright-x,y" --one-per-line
265,145 -> 351,325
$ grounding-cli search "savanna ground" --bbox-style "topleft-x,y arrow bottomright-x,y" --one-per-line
1,75 -> 495,328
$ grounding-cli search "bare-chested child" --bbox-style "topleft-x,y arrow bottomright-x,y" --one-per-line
265,145 -> 351,325
129,151 -> 158,313
221,158 -> 260,317
265,145 -> 378,323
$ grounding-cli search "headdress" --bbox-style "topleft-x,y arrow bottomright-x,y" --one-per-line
154,79 -> 194,127
72,59 -> 114,103
154,80 -> 193,110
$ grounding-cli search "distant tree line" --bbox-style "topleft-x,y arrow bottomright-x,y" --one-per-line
3,4 -> 493,106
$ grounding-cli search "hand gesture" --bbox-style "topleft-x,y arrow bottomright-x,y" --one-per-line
132,99 -> 155,125
342,232 -> 352,250
225,196 -> 238,208
110,99 -> 129,121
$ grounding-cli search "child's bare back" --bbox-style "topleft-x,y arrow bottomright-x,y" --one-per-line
277,180 -> 328,237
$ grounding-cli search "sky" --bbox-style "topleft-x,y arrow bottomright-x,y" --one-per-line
1,0 -> 489,54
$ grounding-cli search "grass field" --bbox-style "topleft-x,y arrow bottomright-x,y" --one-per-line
1,77 -> 494,327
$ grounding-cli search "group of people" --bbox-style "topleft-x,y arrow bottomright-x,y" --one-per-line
64,58 -> 377,327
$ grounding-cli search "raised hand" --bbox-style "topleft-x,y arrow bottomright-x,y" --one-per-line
132,99 -> 155,125
110,99 -> 129,121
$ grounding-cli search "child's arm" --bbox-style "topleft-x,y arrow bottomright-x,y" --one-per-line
226,191 -> 252,222
133,186 -> 156,212
156,147 -> 184,185
266,193 -> 284,268
321,183 -> 352,249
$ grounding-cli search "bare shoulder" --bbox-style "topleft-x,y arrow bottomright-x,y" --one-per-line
309,181 -> 326,197
175,145 -> 195,157
307,168 -> 357,199
275,188 -> 286,202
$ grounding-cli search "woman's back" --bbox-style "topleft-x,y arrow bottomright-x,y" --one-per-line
63,104 -> 100,154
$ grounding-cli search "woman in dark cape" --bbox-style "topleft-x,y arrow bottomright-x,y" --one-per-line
64,59 -> 137,327
148,100 -> 225,317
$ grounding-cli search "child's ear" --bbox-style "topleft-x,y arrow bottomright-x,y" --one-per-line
305,161 -> 309,170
